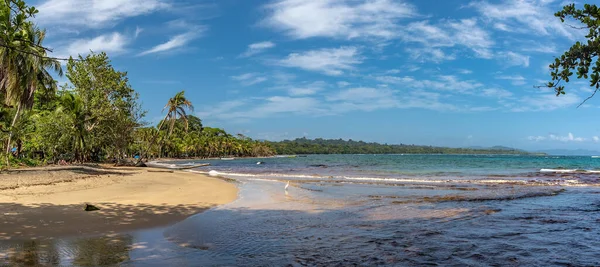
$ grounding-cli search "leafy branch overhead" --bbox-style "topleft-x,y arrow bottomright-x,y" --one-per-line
546,4 -> 600,105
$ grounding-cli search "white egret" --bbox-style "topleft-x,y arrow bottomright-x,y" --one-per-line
285,181 -> 290,191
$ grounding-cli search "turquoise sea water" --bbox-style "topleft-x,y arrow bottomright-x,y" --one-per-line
176,154 -> 600,185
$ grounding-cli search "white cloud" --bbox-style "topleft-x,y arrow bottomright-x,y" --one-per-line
328,87 -> 400,112
498,51 -> 530,67
481,88 -> 513,98
221,96 -> 326,120
337,81 -> 351,87
594,136 -> 600,143
448,19 -> 495,58
134,26 -> 144,38
138,31 -> 202,56
496,75 -> 527,85
231,73 -> 268,86
197,100 -> 248,119
277,46 -> 362,75
36,0 -> 169,29
471,0 -> 576,40
512,93 -> 581,112
521,43 -> 557,54
286,81 -> 326,96
241,41 -> 276,57
198,85 -> 460,122
528,135 -> 546,141
406,47 -> 455,63
458,69 -> 473,74
58,32 -> 129,58
528,133 -> 586,142
402,19 -> 494,60
263,0 -> 417,40
374,75 -> 483,94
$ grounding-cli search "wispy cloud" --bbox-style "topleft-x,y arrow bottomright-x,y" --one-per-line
263,0 -> 417,40
241,41 -> 276,57
231,73 -> 268,86
498,51 -> 530,67
337,81 -> 351,87
497,75 -> 527,85
327,87 -> 400,112
511,93 -> 581,112
277,46 -> 362,76
528,132 -> 587,142
401,19 -> 494,60
36,0 -> 170,29
56,32 -> 129,58
470,0 -> 577,40
134,26 -> 144,38
138,31 -> 203,56
481,88 -> 513,98
281,81 -> 327,96
199,96 -> 326,121
374,75 -> 483,94
406,47 -> 455,63
197,85 -> 461,122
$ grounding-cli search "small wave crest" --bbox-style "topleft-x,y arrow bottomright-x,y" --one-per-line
186,169 -> 597,187
539,168 -> 600,173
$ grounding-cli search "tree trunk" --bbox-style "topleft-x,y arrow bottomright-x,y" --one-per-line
5,103 -> 22,166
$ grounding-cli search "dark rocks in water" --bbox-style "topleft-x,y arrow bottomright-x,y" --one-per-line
85,204 -> 100,211
309,164 -> 328,168
135,161 -> 147,167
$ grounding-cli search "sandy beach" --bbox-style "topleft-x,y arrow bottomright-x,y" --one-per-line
0,166 -> 238,240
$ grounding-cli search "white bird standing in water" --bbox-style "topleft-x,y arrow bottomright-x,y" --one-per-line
285,181 -> 290,191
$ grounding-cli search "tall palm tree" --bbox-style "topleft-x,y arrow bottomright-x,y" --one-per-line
0,24 -> 62,165
141,90 -> 193,161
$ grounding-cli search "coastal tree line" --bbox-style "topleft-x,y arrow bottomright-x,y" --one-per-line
268,138 -> 535,155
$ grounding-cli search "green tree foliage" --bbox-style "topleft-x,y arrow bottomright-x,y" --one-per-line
136,115 -> 275,159
268,138 -> 534,155
0,21 -> 61,164
141,90 -> 193,160
546,4 -> 600,102
65,53 -> 144,161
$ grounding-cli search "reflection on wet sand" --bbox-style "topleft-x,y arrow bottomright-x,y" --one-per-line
1,235 -> 132,266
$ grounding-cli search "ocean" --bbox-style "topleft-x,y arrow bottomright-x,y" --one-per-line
3,155 -> 600,266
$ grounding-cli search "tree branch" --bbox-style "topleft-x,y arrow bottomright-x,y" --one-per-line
578,88 -> 598,108
565,23 -> 588,30
0,42 -> 74,61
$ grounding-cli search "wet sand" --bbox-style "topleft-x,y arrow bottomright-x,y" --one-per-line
0,166 -> 238,240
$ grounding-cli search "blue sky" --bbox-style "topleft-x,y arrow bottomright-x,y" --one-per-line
31,0 -> 600,150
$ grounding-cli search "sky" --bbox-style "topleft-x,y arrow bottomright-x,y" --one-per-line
30,0 -> 600,151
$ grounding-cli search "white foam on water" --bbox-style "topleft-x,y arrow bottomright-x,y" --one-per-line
181,165 -> 600,187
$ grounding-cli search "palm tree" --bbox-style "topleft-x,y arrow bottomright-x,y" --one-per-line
141,90 -> 193,161
59,92 -> 94,162
0,24 -> 62,165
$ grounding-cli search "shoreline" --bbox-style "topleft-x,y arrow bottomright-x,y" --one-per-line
0,165 -> 238,240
